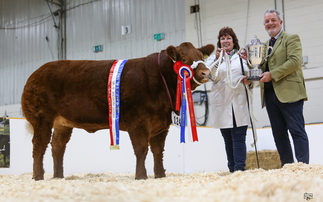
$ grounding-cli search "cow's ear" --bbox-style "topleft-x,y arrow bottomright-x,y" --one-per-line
198,44 -> 215,58
166,45 -> 180,61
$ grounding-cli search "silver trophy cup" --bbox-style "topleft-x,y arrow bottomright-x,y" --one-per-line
240,35 -> 273,81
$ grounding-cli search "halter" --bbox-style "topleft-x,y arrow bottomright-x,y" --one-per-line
190,60 -> 208,85
158,53 -> 174,111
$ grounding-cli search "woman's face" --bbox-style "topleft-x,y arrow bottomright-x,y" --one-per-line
220,34 -> 234,52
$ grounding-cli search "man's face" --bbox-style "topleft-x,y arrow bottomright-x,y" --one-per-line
264,12 -> 283,37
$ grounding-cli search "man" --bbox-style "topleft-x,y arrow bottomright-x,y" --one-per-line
259,9 -> 309,166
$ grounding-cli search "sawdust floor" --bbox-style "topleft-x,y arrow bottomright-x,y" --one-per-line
1,163 -> 322,202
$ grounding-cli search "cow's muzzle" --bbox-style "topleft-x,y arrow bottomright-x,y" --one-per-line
191,60 -> 211,85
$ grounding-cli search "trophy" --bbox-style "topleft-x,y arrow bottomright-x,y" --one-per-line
240,35 -> 273,81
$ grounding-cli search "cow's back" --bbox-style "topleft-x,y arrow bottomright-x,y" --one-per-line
21,60 -> 116,131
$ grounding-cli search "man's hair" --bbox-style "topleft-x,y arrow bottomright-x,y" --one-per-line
264,9 -> 282,21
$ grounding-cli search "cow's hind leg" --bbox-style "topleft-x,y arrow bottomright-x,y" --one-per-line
32,122 -> 53,181
128,132 -> 149,180
51,126 -> 72,178
149,131 -> 167,178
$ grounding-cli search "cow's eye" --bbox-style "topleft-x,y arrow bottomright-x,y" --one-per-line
182,58 -> 187,62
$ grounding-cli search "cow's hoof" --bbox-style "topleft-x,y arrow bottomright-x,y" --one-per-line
135,176 -> 148,180
33,173 -> 44,181
155,174 -> 166,178
155,169 -> 166,178
33,176 -> 44,181
53,173 -> 64,179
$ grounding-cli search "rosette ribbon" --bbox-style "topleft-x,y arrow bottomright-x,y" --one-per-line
108,59 -> 128,150
173,61 -> 198,143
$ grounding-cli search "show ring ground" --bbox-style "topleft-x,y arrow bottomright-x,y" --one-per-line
1,163 -> 322,201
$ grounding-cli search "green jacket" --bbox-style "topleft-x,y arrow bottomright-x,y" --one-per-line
260,31 -> 308,108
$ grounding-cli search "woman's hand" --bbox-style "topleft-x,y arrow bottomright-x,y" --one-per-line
241,76 -> 251,85
216,48 -> 223,59
238,51 -> 247,60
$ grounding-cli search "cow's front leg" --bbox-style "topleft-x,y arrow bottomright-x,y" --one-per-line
129,132 -> 149,180
149,131 -> 167,178
51,126 -> 73,178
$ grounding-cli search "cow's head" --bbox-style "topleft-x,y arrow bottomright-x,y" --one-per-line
166,42 -> 215,89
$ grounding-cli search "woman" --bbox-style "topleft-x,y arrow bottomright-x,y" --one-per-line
206,27 -> 252,172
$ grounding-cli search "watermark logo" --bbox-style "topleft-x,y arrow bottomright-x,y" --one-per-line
304,193 -> 313,201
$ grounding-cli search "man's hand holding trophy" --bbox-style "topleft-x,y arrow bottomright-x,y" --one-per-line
239,35 -> 273,81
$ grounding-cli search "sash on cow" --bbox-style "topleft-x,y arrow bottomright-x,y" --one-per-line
108,60 -> 127,150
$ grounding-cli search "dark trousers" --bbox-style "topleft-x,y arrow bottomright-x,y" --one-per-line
220,115 -> 247,173
265,88 -> 309,166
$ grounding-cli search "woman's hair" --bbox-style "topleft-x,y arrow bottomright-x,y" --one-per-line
217,27 -> 240,50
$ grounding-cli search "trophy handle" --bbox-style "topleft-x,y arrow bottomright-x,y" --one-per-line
239,47 -> 252,66
265,46 -> 273,61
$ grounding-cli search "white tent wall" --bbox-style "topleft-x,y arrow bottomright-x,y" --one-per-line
0,0 -> 186,116
186,0 -> 323,128
0,0 -> 60,108
65,0 -> 186,60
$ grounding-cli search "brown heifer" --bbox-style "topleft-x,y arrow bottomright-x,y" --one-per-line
21,42 -> 214,180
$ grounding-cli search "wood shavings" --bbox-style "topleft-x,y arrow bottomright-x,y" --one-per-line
0,163 -> 322,202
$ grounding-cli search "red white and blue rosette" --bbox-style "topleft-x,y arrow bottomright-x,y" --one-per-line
173,61 -> 198,143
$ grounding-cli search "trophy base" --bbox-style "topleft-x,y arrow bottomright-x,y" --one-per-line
247,76 -> 261,81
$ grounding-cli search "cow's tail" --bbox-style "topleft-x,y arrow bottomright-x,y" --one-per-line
25,121 -> 34,136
